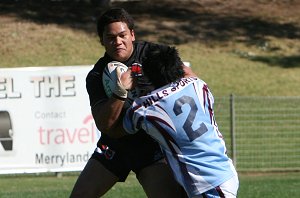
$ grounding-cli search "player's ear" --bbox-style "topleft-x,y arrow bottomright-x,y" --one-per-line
131,30 -> 135,42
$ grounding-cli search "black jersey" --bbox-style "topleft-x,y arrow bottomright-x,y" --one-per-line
86,41 -> 171,150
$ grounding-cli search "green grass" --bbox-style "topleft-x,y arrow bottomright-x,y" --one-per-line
178,42 -> 300,96
0,173 -> 76,198
213,96 -> 300,171
0,172 -> 146,198
238,172 -> 300,198
0,172 -> 299,198
1,18 -> 300,97
0,23 -> 103,67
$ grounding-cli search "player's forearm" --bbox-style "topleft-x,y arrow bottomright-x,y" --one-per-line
92,97 -> 125,134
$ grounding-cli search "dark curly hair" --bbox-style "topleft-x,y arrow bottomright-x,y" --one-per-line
97,8 -> 134,41
142,46 -> 185,89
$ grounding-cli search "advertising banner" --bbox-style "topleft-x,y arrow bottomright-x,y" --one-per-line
0,66 -> 100,174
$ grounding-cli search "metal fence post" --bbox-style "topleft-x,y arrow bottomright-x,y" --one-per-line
230,94 -> 237,167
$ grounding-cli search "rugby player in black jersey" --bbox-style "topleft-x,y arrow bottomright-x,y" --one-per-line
70,8 -> 195,198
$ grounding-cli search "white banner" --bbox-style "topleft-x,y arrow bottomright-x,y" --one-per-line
0,66 -> 100,174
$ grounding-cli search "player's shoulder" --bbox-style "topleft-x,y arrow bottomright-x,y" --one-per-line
87,55 -> 111,76
185,76 -> 206,85
196,77 -> 209,87
134,41 -> 168,53
95,55 -> 112,69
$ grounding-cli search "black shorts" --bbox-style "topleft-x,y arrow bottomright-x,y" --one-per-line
91,131 -> 164,182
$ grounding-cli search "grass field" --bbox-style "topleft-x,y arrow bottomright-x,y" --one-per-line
0,171 -> 300,198
213,96 -> 300,171
1,1 -> 300,97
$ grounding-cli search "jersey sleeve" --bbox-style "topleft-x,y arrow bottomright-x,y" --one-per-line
123,104 -> 144,135
86,58 -> 111,108
86,71 -> 106,107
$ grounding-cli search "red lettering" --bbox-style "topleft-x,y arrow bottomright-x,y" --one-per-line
78,128 -> 89,143
54,129 -> 65,144
37,115 -> 99,145
38,126 -> 45,144
65,128 -> 77,143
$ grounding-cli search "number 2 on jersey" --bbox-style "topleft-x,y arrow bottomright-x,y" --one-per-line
173,96 -> 208,141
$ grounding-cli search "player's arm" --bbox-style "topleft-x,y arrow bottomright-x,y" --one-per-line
92,98 -> 125,136
122,103 -> 144,136
182,64 -> 197,77
91,68 -> 133,136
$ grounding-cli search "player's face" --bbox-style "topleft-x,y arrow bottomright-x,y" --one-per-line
101,22 -> 135,62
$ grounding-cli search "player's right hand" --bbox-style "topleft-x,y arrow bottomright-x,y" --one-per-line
119,67 -> 134,91
114,66 -> 131,99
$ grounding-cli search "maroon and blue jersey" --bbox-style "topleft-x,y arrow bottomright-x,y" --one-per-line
123,77 -> 238,197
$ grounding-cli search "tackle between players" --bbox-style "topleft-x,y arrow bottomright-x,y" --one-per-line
70,8 -> 189,198
120,46 -> 239,197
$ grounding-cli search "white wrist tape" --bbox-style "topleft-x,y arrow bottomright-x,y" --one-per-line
113,66 -> 128,99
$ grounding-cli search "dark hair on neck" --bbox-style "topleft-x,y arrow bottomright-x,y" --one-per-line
97,8 -> 134,40
142,46 -> 185,89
